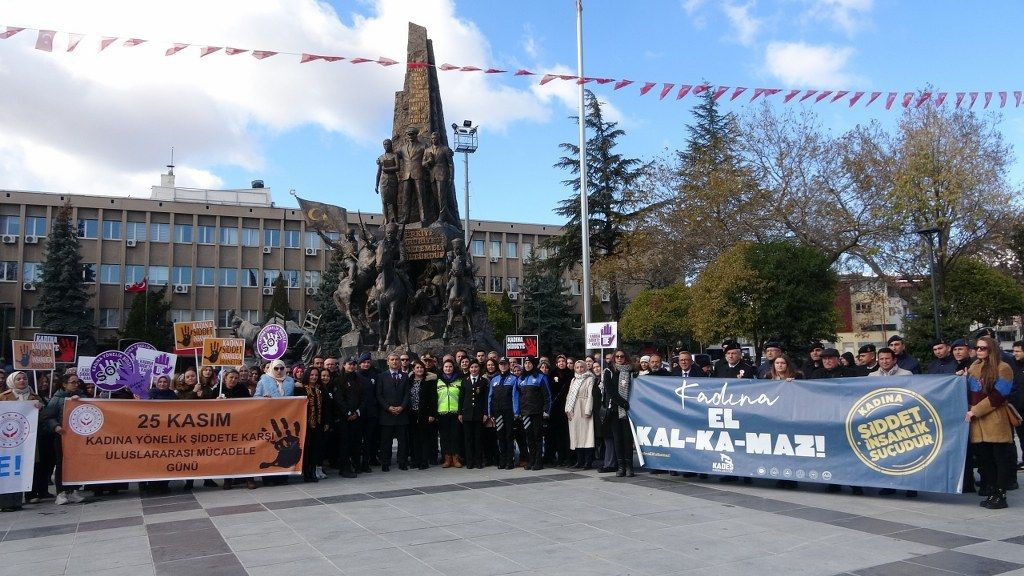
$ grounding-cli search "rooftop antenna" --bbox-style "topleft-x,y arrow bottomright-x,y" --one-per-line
167,147 -> 175,175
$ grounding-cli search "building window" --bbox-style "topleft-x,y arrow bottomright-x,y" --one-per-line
491,276 -> 503,293
241,228 -> 260,247
570,279 -> 582,296
507,242 -> 518,259
99,308 -> 120,329
21,308 -> 39,328
99,264 -> 120,285
323,232 -> 339,250
219,309 -> 234,328
490,241 -> 501,259
474,276 -> 485,291
242,309 -> 260,323
304,271 -> 321,288
471,240 -> 484,257
125,221 -> 146,241
22,262 -> 41,283
171,267 -> 191,285
102,220 -> 122,240
82,263 -> 96,283
854,302 -> 873,314
0,215 -> 19,235
77,219 -> 98,239
538,246 -> 549,260
304,231 -> 322,250
124,265 -> 145,284
24,216 -> 46,237
219,227 -> 238,246
149,266 -> 169,286
522,243 -> 532,260
284,230 -> 301,249
0,261 -> 17,282
149,223 -> 169,243
243,268 -> 260,287
173,224 -> 193,244
219,268 -> 237,287
194,309 -> 215,322
507,277 -> 519,293
263,270 -> 279,287
282,269 -> 299,288
264,229 -> 280,247
197,225 -> 216,244
170,309 -> 191,323
195,267 -> 215,286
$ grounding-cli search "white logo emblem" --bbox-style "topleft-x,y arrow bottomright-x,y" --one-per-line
0,412 -> 30,448
68,404 -> 104,436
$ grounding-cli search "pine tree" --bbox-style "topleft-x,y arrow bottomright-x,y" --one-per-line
120,286 -> 173,350
518,257 -> 580,356
479,292 -> 515,345
266,273 -> 292,322
37,201 -> 96,353
311,252 -> 351,357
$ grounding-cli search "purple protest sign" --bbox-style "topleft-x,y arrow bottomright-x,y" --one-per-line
255,324 -> 288,360
124,341 -> 156,359
90,350 -> 134,392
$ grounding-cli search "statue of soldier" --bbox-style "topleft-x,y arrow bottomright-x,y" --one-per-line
375,138 -> 400,223
423,131 -> 454,227
442,236 -> 474,341
396,126 -> 428,226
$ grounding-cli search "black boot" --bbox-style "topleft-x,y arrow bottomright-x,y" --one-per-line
625,461 -> 635,478
616,460 -> 626,477
983,489 -> 1008,509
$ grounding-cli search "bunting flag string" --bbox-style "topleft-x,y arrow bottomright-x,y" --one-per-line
1,23 -> 1022,111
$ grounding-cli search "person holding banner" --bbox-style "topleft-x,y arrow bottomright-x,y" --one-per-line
0,372 -> 43,511
255,360 -> 297,486
565,360 -> 596,469
967,336 -> 1016,509
41,372 -> 86,506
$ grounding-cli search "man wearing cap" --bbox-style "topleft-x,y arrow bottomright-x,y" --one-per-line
928,341 -> 958,374
757,342 -> 783,379
810,348 -> 853,379
713,342 -> 754,379
488,358 -> 520,469
951,339 -> 972,375
517,357 -> 553,470
803,342 -> 824,377
886,335 -> 921,374
638,356 -> 651,376
854,344 -> 879,376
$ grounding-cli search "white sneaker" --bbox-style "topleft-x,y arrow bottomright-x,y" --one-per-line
68,490 -> 86,503
55,493 -> 69,506
315,467 -> 327,480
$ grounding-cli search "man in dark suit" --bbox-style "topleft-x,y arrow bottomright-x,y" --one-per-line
674,352 -> 706,378
396,126 -> 428,225
713,341 -> 754,379
377,353 -> 411,471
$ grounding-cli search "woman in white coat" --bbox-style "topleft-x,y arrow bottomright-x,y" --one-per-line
565,360 -> 596,469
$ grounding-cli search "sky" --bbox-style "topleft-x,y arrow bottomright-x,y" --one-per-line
1,0 -> 1023,225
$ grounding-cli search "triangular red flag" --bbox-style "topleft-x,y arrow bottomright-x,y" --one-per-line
712,86 -> 729,101
613,79 -> 633,90
849,91 -> 865,106
955,93 -> 965,108
515,69 -> 535,76
439,63 -> 459,71
983,92 -> 992,108
901,92 -> 913,108
594,78 -> 614,84
749,88 -> 765,102
377,57 -> 398,66
0,26 -> 25,39
460,65 -> 481,72
935,92 -> 947,107
866,92 -> 882,106
999,92 -> 1008,108
885,92 -> 897,110
692,84 -> 710,95
166,43 -> 188,56
830,90 -> 849,103
730,87 -> 746,101
814,90 -> 833,103
67,33 -> 83,52
558,74 -> 576,81
676,85 -> 693,100
484,68 -> 506,74
783,89 -> 800,103
300,53 -> 320,63
576,77 -> 592,85
914,92 -> 931,108
799,90 -> 817,103
225,47 -> 247,55
1015,91 -> 1022,107
99,37 -> 117,51
659,83 -> 675,100
763,88 -> 781,97
323,56 -> 343,62
968,92 -> 978,108
540,74 -> 557,86
252,50 -> 277,60
123,38 -> 146,47
350,57 -> 373,64
639,82 -> 656,95
35,30 -> 55,52
200,46 -> 222,57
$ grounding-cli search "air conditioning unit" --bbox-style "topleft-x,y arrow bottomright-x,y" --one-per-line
24,235 -> 38,244
508,292 -> 519,301
23,282 -> 36,291
261,287 -> 274,296
304,248 -> 318,256
262,246 -> 272,254
126,239 -> 137,248
489,256 -> 499,263
305,287 -> 317,296
1,235 -> 16,244
173,284 -> 189,294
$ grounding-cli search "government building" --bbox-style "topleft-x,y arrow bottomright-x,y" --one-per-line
0,169 -> 577,349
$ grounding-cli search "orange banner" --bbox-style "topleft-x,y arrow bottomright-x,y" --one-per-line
61,398 -> 307,483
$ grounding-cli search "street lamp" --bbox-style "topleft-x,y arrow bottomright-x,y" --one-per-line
451,120 -> 478,245
916,227 -> 942,341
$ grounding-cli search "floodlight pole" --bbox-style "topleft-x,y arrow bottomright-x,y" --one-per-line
577,0 -> 592,327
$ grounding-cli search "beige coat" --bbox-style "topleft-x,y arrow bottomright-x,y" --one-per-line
566,373 -> 596,449
967,361 -> 1015,444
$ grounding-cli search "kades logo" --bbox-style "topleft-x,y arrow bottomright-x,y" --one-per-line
711,453 -> 734,473
845,387 -> 942,476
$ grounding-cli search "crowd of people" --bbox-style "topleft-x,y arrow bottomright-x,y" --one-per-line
0,329 -> 1019,511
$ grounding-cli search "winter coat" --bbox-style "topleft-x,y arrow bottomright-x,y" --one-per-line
967,361 -> 1015,444
566,373 -> 595,449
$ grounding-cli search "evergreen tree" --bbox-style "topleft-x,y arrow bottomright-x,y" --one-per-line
37,201 -> 96,353
120,286 -> 173,350
547,89 -> 645,320
518,257 -> 580,356
266,273 -> 291,322
479,292 -> 515,345
311,252 -> 351,358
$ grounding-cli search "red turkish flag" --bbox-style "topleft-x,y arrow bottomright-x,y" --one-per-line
712,86 -> 729,101
613,79 -> 633,90
225,47 -> 246,55
914,92 -> 931,108
439,63 -> 459,70
514,69 -> 535,76
763,88 -> 781,97
849,91 -> 865,106
460,65 -> 481,72
485,68 -> 506,74
201,46 -> 222,57
659,83 -> 674,100
639,82 -> 656,95
576,77 -> 593,85
884,92 -> 897,110
67,33 -> 83,52
99,37 -> 117,51
814,90 -> 833,103
866,92 -> 882,106
594,78 -> 614,84
676,85 -> 693,100
350,57 -> 373,64
692,84 -> 709,95
252,50 -> 277,60
983,92 -> 993,108
539,74 -> 557,85
125,278 -> 148,293
377,57 -> 398,66
35,29 -> 56,52
830,90 -> 849,103
783,89 -> 800,103
749,88 -> 765,102
123,38 -> 145,47
166,43 -> 188,56
1015,91 -> 1022,107
0,26 -> 25,39
322,56 -> 343,62
730,87 -> 746,101
954,93 -> 965,108
935,92 -> 947,107
998,91 -> 1007,108
968,92 -> 978,108
799,90 -> 817,103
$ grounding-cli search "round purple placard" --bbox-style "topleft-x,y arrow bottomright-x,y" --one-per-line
255,324 -> 288,360
124,341 -> 156,358
90,350 -> 134,392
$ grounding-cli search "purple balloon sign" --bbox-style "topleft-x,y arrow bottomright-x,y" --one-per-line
90,350 -> 134,392
256,324 -> 288,360
124,341 -> 156,358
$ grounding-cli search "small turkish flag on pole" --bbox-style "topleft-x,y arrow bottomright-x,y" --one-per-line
0,26 -> 25,40
67,33 -> 83,52
35,30 -> 56,52
125,278 -> 148,293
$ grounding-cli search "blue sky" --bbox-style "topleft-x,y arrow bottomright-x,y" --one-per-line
1,1 -> 1023,225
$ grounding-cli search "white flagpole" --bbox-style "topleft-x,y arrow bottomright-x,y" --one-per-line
577,0 -> 592,328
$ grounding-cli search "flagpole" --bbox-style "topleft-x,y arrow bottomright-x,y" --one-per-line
577,0 -> 592,329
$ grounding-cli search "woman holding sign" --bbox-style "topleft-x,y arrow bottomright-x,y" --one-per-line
0,372 -> 44,511
255,360 -> 296,485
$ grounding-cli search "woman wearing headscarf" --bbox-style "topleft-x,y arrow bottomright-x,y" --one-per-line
0,372 -> 44,511
966,335 -> 1016,509
255,359 -> 297,485
565,360 -> 596,469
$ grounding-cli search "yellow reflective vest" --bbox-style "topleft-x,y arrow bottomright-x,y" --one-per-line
437,377 -> 462,414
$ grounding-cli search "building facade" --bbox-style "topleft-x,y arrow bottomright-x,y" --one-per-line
0,176 -> 576,351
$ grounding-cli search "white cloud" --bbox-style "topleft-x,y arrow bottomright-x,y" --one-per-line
803,0 -> 873,36
680,0 -> 708,28
0,0 -> 551,195
722,2 -> 761,47
681,0 -> 706,14
522,24 -> 540,59
764,41 -> 859,88
528,64 -> 629,127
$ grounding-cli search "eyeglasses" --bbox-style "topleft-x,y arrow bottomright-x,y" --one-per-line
273,367 -> 285,371
400,357 -> 409,362
614,354 -> 625,358
974,346 -> 988,351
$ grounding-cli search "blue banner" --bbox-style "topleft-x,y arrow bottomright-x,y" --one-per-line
630,375 -> 969,493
